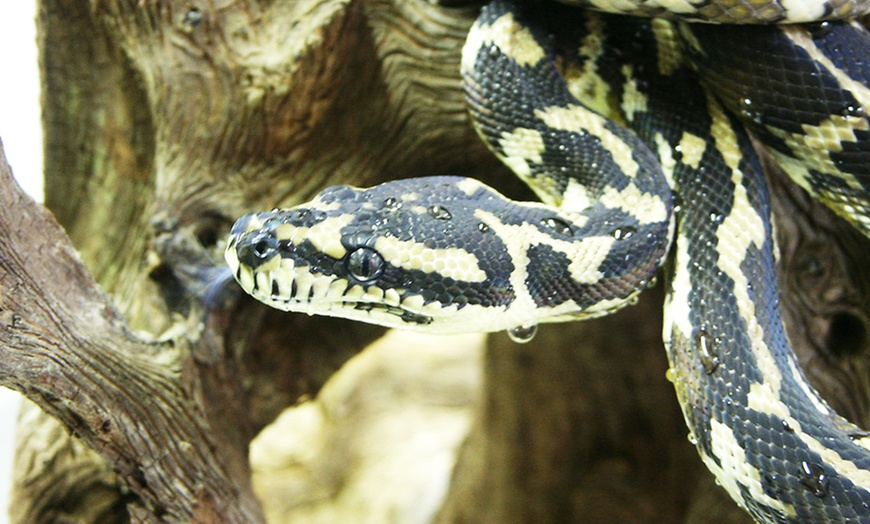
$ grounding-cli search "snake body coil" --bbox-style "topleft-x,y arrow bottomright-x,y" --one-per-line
226,1 -> 870,521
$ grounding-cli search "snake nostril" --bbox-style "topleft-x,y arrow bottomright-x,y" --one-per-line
253,239 -> 272,257
238,232 -> 279,268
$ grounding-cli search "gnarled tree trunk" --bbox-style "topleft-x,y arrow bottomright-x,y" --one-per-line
2,1 -> 868,522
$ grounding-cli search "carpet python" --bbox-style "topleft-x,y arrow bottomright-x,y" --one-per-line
225,0 -> 870,521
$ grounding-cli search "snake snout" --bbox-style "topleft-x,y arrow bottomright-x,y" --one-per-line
229,212 -> 264,236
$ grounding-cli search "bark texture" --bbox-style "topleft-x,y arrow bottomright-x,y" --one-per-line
1,0 -> 868,522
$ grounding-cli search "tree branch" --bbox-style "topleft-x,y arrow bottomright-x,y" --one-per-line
0,140 -> 263,521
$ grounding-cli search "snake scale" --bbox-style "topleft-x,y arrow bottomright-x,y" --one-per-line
225,0 -> 870,521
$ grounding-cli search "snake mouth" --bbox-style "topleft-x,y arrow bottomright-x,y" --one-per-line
226,246 -> 434,326
344,302 -> 433,325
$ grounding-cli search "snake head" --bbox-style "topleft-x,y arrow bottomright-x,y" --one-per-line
225,176 -> 521,332
226,175 -> 668,332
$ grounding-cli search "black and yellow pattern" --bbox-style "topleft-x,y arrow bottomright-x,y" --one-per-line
226,1 -> 870,521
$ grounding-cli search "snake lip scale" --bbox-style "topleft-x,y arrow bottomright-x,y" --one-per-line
227,1 -> 870,521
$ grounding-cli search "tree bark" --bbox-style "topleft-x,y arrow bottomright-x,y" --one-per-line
3,0 -> 869,522
0,143 -> 265,520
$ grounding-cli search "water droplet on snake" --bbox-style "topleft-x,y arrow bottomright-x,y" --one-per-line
542,217 -> 572,236
478,222 -> 490,233
809,20 -> 832,39
696,329 -> 720,374
292,209 -> 312,222
382,197 -> 401,210
740,98 -> 763,125
428,205 -> 452,220
839,103 -> 865,118
507,324 -> 538,344
611,226 -> 637,240
799,461 -> 828,497
672,194 -> 684,215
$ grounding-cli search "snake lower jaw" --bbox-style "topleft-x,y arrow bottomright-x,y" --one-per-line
234,263 -> 650,340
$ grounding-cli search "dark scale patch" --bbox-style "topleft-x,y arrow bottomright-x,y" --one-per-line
377,262 -> 515,310
810,21 -> 870,96
466,4 -> 672,210
524,243 -> 646,309
806,167 -> 870,203
739,240 -> 785,365
608,20 -> 715,145
604,118 -> 670,197
531,116 -> 666,201
526,243 -> 595,308
680,143 -> 774,393
831,124 -> 870,182
316,184 -> 359,204
256,207 -> 329,232
549,12 -> 720,171
466,39 -> 573,153
539,6 -> 654,120
532,126 -> 645,196
287,242 -> 347,280
686,23 -> 865,137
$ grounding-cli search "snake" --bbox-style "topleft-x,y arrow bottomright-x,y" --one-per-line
224,0 -> 870,521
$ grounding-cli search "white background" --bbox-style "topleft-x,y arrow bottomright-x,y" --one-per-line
0,1 -> 44,522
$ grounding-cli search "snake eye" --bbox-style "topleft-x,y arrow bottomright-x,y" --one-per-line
346,247 -> 384,282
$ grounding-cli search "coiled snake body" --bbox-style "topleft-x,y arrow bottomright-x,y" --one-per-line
226,1 -> 870,521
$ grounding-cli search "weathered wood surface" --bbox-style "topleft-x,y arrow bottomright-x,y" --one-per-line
1,0 -> 867,522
